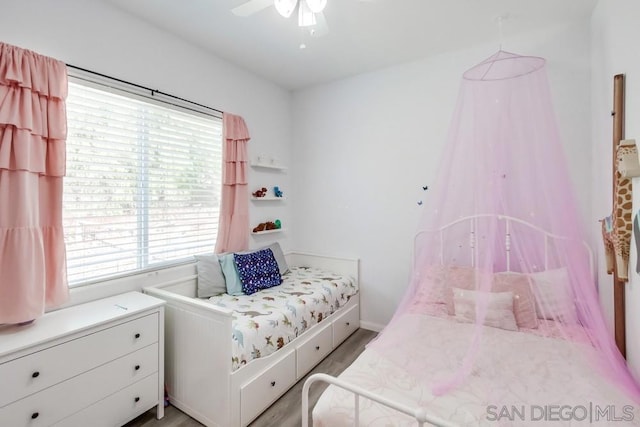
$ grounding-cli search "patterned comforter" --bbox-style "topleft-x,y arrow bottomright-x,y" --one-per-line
207,266 -> 358,371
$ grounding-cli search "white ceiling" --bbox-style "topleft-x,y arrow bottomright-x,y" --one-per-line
104,0 -> 598,90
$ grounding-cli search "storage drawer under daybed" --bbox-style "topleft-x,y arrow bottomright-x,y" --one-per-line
240,349 -> 297,426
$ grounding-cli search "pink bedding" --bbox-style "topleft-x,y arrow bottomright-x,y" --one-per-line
409,265 -> 592,343
313,313 -> 639,426
408,301 -> 591,343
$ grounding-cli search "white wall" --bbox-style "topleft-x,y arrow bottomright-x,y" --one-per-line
591,0 -> 640,380
0,1 -> 604,336
292,21 -> 593,330
0,0 -> 292,305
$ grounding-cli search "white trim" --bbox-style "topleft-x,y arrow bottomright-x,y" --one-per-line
58,263 -> 197,312
359,321 -> 385,333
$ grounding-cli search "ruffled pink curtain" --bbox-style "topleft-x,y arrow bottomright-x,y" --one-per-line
214,113 -> 250,254
0,43 -> 68,324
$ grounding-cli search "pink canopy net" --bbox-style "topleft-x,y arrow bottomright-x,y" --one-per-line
370,51 -> 640,405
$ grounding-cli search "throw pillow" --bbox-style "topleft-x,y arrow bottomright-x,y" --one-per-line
262,242 -> 290,275
195,254 -> 227,298
529,268 -> 578,324
234,248 -> 282,295
444,266 -> 491,315
219,253 -> 244,296
453,288 -> 518,331
493,272 -> 539,329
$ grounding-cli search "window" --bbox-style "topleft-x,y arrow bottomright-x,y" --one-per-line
64,80 -> 223,286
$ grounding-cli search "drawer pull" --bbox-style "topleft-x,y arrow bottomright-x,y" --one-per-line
134,397 -> 140,403
31,371 -> 40,378
315,345 -> 320,350
346,322 -> 350,326
135,364 -> 141,371
270,381 -> 276,387
31,412 -> 39,419
134,333 -> 141,339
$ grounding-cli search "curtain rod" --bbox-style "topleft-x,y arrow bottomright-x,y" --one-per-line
66,64 -> 224,116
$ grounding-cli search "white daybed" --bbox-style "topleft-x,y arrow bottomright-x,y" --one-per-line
143,252 -> 359,427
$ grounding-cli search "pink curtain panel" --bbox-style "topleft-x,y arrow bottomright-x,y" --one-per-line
215,112 -> 250,254
0,42 -> 69,324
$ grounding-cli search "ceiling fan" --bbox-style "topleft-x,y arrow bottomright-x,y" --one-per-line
232,0 -> 330,37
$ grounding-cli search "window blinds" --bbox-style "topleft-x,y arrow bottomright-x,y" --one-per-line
64,81 -> 223,285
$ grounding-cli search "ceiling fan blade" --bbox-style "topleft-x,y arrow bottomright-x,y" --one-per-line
231,0 -> 273,17
309,11 -> 329,37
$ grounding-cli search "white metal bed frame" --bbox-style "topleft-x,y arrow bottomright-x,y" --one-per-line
302,373 -> 459,427
416,214 -> 594,278
302,214 -> 594,426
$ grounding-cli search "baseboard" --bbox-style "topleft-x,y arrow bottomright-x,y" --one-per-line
360,320 -> 385,332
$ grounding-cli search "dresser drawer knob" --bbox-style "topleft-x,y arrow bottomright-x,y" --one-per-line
134,397 -> 140,403
31,412 -> 39,419
270,381 -> 276,387
31,371 -> 40,378
134,333 -> 141,339
135,364 -> 141,371
315,345 -> 320,350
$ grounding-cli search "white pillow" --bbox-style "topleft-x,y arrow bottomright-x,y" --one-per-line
529,268 -> 578,324
452,288 -> 518,331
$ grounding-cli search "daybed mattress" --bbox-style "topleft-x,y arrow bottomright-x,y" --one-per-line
208,266 -> 358,371
313,314 -> 639,426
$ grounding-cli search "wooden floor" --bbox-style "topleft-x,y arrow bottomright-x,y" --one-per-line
125,328 -> 377,427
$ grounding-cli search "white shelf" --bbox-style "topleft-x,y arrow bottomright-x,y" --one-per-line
250,161 -> 287,171
251,196 -> 286,201
251,228 -> 284,235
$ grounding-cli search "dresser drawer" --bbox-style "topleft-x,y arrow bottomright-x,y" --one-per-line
332,304 -> 359,347
0,343 -> 158,427
240,350 -> 296,426
0,313 -> 158,408
52,373 -> 159,427
296,323 -> 332,378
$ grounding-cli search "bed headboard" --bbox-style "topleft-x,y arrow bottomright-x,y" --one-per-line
414,214 -> 594,280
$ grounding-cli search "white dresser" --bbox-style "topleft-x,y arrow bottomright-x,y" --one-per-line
0,292 -> 165,427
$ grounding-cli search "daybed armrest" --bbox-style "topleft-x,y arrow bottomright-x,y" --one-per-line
143,276 -> 234,319
144,286 -> 233,318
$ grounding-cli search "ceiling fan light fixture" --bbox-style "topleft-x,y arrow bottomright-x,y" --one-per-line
298,1 -> 317,27
274,0 -> 297,18
304,0 -> 327,14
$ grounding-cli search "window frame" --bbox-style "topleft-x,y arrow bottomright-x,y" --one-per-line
64,71 -> 223,288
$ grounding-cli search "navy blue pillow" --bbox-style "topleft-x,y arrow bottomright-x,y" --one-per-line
234,248 -> 282,295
